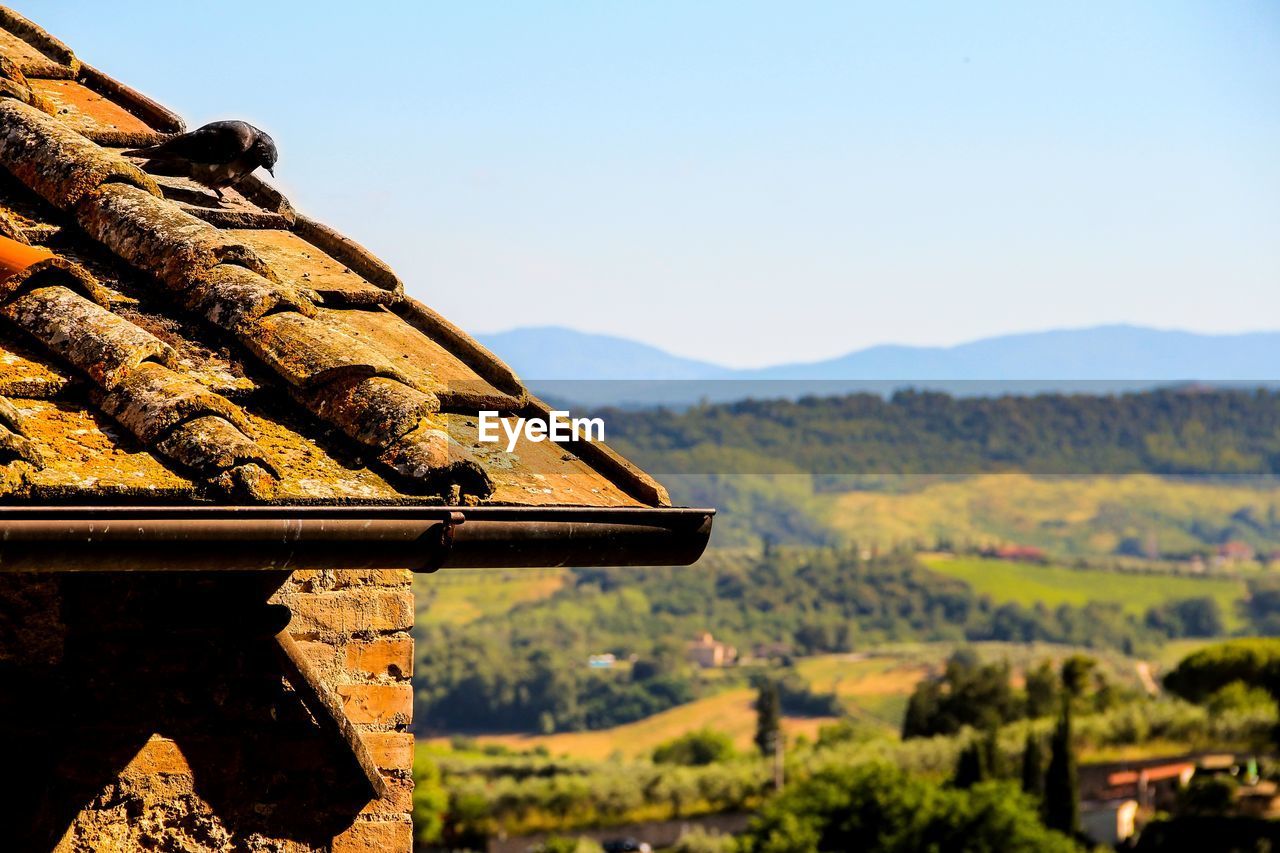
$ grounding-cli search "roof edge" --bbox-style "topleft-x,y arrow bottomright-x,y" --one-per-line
0,505 -> 715,571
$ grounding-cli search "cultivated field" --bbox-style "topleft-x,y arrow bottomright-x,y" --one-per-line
416,568 -> 568,626
426,686 -> 838,760
424,642 -> 1160,759
822,472 -> 1280,559
919,554 -> 1248,630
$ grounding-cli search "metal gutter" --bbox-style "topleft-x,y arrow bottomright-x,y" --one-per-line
0,505 -> 715,572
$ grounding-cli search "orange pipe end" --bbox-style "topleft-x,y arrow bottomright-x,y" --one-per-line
0,233 -> 52,282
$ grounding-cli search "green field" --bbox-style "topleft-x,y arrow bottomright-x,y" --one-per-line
920,554 -> 1248,630
415,568 -> 567,626
416,552 -> 1251,631
822,472 -> 1280,559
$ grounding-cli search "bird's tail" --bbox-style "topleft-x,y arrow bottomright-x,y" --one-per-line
121,144 -> 176,158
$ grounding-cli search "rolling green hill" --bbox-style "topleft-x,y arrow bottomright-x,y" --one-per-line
423,641 -> 1167,760
414,548 -> 1258,737
919,554 -> 1247,630
822,472 -> 1280,558
413,389 -> 1280,747
600,388 -> 1280,553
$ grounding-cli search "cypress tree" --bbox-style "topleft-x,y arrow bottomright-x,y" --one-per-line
902,680 -> 940,739
1044,701 -> 1079,835
754,680 -> 781,757
1021,731 -> 1045,798
953,739 -> 987,789
982,725 -> 1003,779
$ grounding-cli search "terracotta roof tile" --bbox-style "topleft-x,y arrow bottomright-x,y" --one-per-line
0,5 -> 668,509
299,375 -> 435,449
0,164 -> 69,243
450,414 -> 639,507
0,9 -> 75,78
3,283 -> 174,387
318,306 -> 524,411
145,171 -> 293,229
28,77 -> 157,143
184,262 -> 316,333
10,398 -> 196,500
75,182 -> 275,290
243,310 -> 412,390
293,215 -> 401,295
229,227 -> 398,306
0,28 -> 62,78
153,415 -> 276,500
376,419 -> 492,500
0,334 -> 70,396
0,391 -> 42,465
394,296 -> 525,396
0,99 -> 161,208
101,361 -> 255,444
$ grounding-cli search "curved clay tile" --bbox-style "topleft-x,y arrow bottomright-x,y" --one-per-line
0,55 -> 34,107
154,415 -> 277,501
379,420 -> 493,501
0,68 -> 660,505
187,263 -> 317,331
300,375 -> 437,449
75,182 -> 272,290
0,99 -> 159,209
0,257 -> 278,500
243,311 -> 415,390
0,254 -> 113,307
0,7 -> 77,78
3,285 -> 175,388
0,392 -> 43,466
101,361 -> 256,444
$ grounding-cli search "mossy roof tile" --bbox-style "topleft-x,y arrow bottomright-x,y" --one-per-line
0,5 -> 663,508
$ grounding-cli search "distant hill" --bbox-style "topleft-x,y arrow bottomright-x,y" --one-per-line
475,326 -> 729,380
747,325 -> 1280,382
475,325 -> 1280,404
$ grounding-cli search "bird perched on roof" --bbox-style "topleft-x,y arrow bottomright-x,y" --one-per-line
123,120 -> 277,201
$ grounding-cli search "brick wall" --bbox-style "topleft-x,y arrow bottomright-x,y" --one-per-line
0,568 -> 415,852
278,568 -> 416,853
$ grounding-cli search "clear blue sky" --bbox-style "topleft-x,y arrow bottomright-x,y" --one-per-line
26,1 -> 1280,367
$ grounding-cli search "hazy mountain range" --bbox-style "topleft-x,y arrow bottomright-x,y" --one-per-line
475,324 -> 1280,405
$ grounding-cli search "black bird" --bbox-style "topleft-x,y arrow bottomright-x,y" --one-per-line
123,120 -> 277,200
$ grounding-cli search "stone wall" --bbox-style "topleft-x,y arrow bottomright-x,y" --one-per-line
0,568 -> 414,852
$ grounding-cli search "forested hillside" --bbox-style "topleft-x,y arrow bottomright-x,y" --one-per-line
593,388 -> 1280,549
414,550 -> 1258,735
415,388 -> 1280,848
603,387 -> 1280,481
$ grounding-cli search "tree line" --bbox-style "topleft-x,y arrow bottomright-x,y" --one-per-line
600,386 -> 1280,482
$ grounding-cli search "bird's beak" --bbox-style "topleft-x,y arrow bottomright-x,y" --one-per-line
267,166 -> 275,177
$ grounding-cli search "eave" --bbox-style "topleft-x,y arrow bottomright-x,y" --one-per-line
0,504 -> 715,572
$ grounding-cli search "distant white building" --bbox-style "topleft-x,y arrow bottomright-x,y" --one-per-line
686,632 -> 737,668
588,653 -> 617,669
